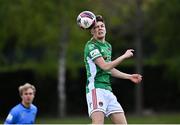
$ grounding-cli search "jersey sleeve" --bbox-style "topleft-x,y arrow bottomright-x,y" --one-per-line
87,43 -> 102,61
33,106 -> 38,123
4,109 -> 18,124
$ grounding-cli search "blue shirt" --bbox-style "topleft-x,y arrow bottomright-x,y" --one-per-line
4,103 -> 37,124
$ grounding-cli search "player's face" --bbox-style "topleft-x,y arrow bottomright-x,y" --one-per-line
92,21 -> 106,40
21,88 -> 35,105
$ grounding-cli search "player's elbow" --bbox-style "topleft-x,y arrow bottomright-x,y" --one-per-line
95,59 -> 113,71
99,63 -> 112,71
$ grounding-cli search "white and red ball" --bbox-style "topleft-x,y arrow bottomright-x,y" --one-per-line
77,11 -> 96,29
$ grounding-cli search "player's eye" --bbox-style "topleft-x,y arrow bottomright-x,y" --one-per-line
95,24 -> 103,29
101,24 -> 104,28
24,92 -> 33,95
94,25 -> 99,29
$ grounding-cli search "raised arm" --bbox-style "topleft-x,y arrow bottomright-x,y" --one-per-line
94,49 -> 134,71
110,68 -> 142,84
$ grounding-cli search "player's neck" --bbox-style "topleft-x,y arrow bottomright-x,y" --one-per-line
94,37 -> 105,43
22,101 -> 31,108
98,39 -> 105,43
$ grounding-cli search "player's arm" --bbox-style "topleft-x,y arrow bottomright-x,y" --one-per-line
33,106 -> 38,123
94,49 -> 134,71
110,68 -> 142,84
4,112 -> 16,124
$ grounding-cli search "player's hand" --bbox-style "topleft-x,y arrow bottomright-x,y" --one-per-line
123,49 -> 134,59
130,74 -> 142,84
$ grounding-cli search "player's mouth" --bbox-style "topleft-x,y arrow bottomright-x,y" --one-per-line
98,31 -> 104,35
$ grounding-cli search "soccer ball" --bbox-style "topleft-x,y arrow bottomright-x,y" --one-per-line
77,11 -> 96,29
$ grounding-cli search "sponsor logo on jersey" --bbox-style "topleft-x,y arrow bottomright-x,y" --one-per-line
90,49 -> 100,57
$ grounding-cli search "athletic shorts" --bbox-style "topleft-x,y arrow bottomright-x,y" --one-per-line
86,88 -> 124,117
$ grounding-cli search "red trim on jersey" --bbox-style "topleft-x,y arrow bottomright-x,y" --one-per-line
92,89 -> 97,109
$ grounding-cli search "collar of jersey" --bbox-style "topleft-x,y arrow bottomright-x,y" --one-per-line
90,37 -> 106,45
20,103 -> 31,109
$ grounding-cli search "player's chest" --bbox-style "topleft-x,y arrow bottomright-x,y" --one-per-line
18,110 -> 36,123
99,46 -> 111,61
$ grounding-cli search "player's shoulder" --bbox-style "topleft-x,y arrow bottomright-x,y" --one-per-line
105,40 -> 111,46
85,40 -> 96,51
9,103 -> 22,114
30,104 -> 37,110
85,38 -> 95,46
31,103 -> 37,108
11,103 -> 21,110
84,40 -> 96,58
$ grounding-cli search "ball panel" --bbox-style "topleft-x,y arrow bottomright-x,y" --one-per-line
76,11 -> 96,29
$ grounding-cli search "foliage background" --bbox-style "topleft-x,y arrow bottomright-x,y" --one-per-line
0,0 -> 180,122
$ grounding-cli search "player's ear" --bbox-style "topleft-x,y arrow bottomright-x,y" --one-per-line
20,95 -> 23,99
90,28 -> 94,35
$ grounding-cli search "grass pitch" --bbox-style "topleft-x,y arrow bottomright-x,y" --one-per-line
36,113 -> 180,124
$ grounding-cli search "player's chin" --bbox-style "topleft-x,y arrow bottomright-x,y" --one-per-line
97,35 -> 105,39
26,100 -> 33,104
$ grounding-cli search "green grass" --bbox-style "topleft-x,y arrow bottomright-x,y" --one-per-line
35,113 -> 180,124
1,113 -> 180,124
127,113 -> 180,124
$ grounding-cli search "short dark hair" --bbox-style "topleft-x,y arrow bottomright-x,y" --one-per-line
89,15 -> 104,29
96,15 -> 104,22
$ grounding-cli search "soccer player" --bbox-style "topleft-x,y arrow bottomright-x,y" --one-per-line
84,15 -> 142,124
4,83 -> 37,124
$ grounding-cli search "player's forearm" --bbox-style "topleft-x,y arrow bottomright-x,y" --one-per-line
101,55 -> 126,71
111,68 -> 131,79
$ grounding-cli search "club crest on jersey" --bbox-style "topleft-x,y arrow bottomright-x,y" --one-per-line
89,102 -> 92,109
99,101 -> 103,107
90,49 -> 99,57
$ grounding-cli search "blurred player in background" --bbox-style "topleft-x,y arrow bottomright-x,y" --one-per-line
84,15 -> 142,124
4,83 -> 37,124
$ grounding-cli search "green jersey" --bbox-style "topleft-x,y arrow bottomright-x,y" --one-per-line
84,38 -> 112,93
